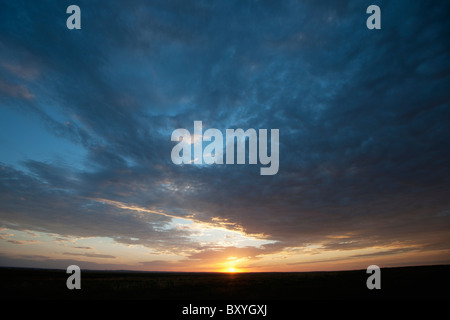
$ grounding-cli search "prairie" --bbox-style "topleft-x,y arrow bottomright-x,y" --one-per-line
1,265 -> 448,300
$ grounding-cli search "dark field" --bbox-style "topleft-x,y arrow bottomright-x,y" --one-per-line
1,265 -> 449,300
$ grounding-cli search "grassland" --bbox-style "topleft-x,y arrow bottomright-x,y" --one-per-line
1,265 -> 449,300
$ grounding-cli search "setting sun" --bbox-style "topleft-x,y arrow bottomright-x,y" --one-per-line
229,267 -> 236,273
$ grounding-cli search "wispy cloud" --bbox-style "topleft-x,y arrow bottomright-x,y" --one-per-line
63,252 -> 116,259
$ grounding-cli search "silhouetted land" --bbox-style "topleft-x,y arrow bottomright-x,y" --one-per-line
1,265 -> 449,300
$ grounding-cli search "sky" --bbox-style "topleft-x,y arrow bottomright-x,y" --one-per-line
0,0 -> 449,272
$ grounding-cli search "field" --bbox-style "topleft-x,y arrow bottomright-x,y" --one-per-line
1,265 -> 449,300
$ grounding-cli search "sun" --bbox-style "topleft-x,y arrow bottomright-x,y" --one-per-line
218,266 -> 240,273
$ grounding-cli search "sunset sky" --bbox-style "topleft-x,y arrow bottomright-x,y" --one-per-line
1,0 -> 449,272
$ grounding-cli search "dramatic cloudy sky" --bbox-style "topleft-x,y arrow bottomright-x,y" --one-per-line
0,0 -> 449,272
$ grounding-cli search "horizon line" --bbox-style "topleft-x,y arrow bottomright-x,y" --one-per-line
2,263 -> 448,274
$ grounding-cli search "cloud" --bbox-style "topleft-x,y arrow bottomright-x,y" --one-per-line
6,239 -> 39,245
63,252 -> 116,259
0,253 -> 129,270
139,260 -> 181,268
188,246 -> 266,262
0,80 -> 34,100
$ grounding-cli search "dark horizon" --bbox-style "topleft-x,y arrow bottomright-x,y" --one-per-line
1,1 -> 449,273
3,264 -> 449,300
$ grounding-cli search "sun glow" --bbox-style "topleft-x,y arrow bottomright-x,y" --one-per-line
223,266 -> 244,273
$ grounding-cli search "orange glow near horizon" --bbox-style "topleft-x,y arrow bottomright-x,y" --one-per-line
1,227 -> 449,273
221,266 -> 244,273
216,261 -> 244,273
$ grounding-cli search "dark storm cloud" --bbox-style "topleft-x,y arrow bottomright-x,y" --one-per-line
0,0 -> 449,263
